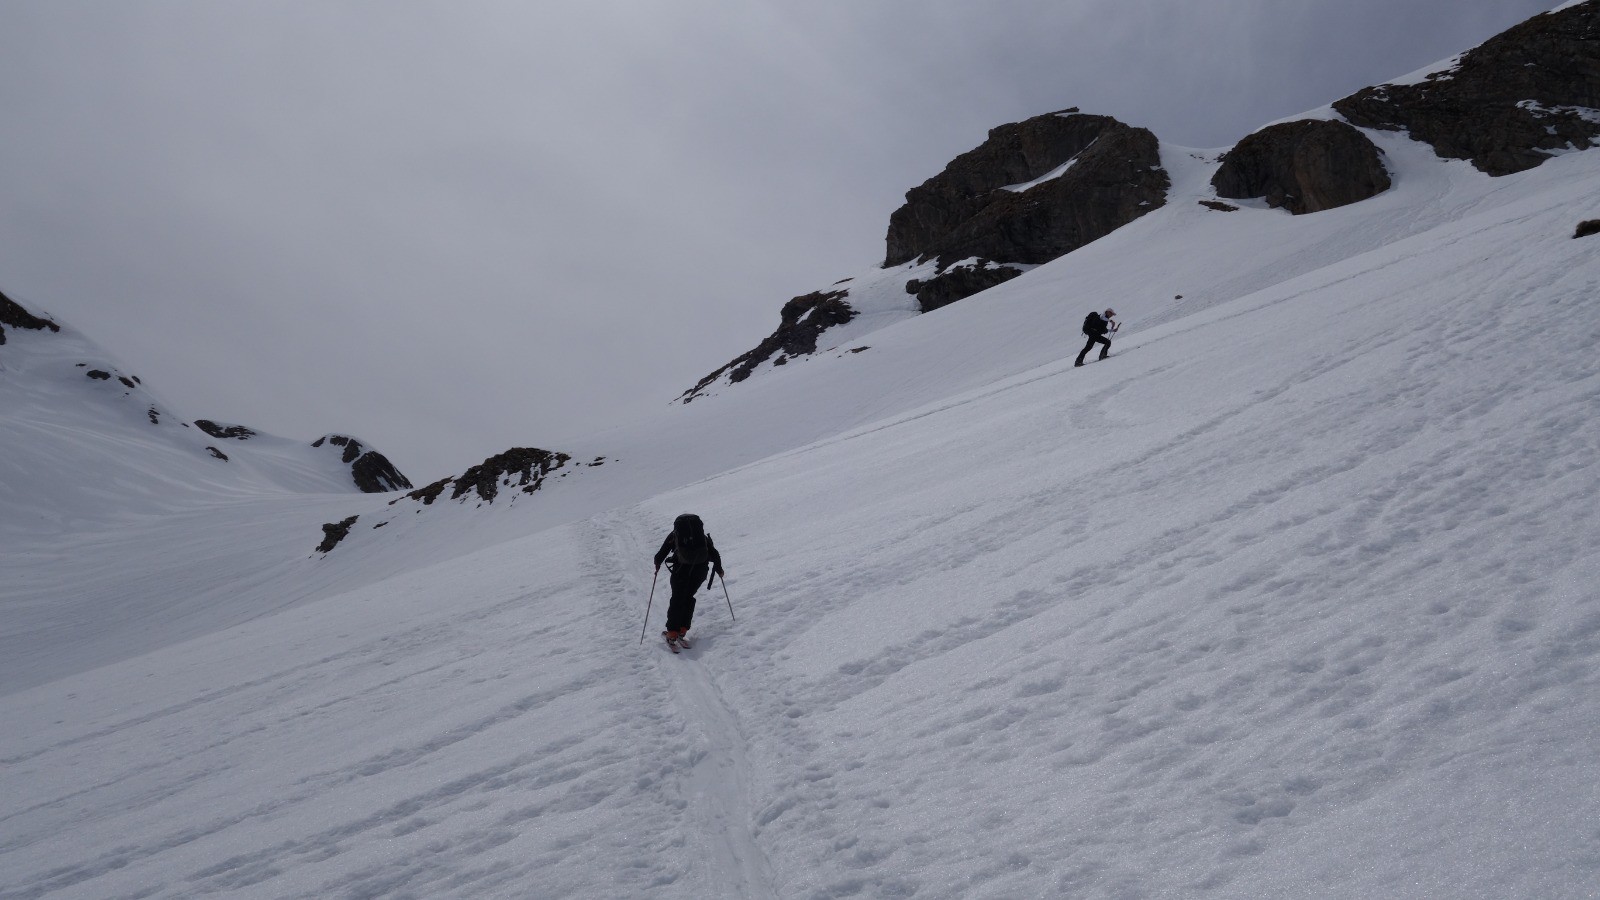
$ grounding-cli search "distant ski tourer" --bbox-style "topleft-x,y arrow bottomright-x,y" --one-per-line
1075,308 -> 1118,366
653,513 -> 724,649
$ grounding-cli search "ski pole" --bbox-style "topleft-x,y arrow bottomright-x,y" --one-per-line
639,567 -> 659,645
719,574 -> 736,622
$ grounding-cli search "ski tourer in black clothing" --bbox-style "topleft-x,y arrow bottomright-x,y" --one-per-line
653,514 -> 724,645
1075,307 -> 1118,366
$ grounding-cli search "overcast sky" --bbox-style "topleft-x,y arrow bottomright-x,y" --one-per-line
0,0 -> 1560,481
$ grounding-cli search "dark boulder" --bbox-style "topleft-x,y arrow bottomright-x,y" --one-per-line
1212,119 -> 1391,214
1576,219 -> 1600,239
885,111 -> 1169,267
1333,3 -> 1600,176
679,290 -> 856,400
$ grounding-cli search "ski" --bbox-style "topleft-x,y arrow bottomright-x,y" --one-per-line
676,636 -> 693,649
663,632 -> 680,653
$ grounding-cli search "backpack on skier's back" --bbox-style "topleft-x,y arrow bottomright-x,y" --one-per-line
672,513 -> 710,566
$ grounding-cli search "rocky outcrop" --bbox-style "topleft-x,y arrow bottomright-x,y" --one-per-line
312,434 -> 413,493
681,110 -> 1170,401
907,261 -> 1025,313
1576,219 -> 1600,239
680,290 -> 856,400
316,515 -> 359,553
1332,3 -> 1600,176
195,419 -> 257,440
1212,119 -> 1391,214
398,447 -> 571,506
0,289 -> 60,346
886,110 -> 1169,267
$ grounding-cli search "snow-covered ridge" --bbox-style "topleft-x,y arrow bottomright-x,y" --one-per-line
0,295 -> 413,526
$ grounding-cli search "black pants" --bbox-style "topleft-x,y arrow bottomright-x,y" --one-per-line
665,563 -> 708,632
1076,334 -> 1111,365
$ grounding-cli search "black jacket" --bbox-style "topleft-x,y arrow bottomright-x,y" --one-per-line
1083,311 -> 1109,337
654,532 -> 722,571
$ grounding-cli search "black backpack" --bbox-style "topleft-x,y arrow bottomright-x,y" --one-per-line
672,513 -> 710,566
1083,311 -> 1102,335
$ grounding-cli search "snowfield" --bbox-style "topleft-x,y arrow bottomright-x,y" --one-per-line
4,117 -> 1600,897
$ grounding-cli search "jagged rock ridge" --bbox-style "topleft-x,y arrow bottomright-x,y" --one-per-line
679,290 -> 855,400
398,447 -> 572,506
1333,2 -> 1600,176
1212,119 -> 1392,214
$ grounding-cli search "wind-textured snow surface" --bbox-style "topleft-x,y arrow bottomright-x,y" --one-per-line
4,127 -> 1600,896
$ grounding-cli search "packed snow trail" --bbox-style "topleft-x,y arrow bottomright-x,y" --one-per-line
587,511 -> 779,899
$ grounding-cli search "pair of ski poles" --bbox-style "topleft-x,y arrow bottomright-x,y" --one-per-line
638,567 -> 736,645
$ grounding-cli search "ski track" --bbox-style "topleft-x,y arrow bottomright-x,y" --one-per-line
0,534 -> 699,900
588,511 -> 780,900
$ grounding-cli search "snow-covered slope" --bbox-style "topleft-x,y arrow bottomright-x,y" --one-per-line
0,309 -> 418,686
5,38 -> 1600,900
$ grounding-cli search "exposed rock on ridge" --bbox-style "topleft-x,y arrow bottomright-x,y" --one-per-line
1212,119 -> 1392,214
316,515 -> 359,554
322,448 -> 606,553
1333,2 -> 1600,176
312,434 -> 413,493
908,260 -> 1025,313
1,289 -> 60,346
679,290 -> 855,401
398,447 -> 571,506
195,420 -> 257,440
